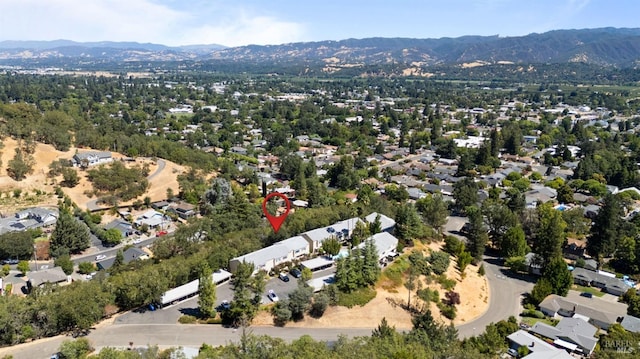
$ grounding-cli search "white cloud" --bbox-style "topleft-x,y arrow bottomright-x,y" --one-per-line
0,0 -> 305,46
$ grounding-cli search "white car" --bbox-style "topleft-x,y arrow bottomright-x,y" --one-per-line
133,238 -> 143,244
95,255 -> 107,261
267,289 -> 279,302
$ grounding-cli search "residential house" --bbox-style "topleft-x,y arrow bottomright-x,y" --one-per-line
26,267 -> 69,292
73,151 -> 113,167
301,217 -> 361,252
571,268 -> 632,296
151,200 -> 171,211
524,252 -> 543,275
134,210 -> 169,229
529,317 -> 598,355
104,219 -> 134,238
364,212 -> 396,232
506,330 -> 574,359
168,202 -> 197,220
621,315 -> 640,333
357,232 -> 399,262
407,187 -> 427,200
538,294 -> 624,330
96,247 -> 150,270
229,235 -> 310,274
563,242 -> 585,260
0,207 -> 59,235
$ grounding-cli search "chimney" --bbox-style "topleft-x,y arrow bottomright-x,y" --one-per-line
531,342 -> 535,347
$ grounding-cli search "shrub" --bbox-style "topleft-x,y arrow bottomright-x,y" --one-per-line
478,264 -> 485,276
428,251 -> 450,275
310,292 -> 329,318
444,236 -> 465,255
521,309 -> 545,319
336,287 -> 377,308
444,291 -> 461,306
178,315 -> 197,324
206,317 -> 223,324
438,302 -> 457,320
436,275 -> 456,291
77,262 -> 95,275
417,288 -> 439,303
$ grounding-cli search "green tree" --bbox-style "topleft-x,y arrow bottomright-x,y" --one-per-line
198,262 -> 217,318
272,299 -> 292,326
429,251 -> 451,275
77,262 -> 95,275
1,264 -> 9,277
395,203 -> 425,243
501,226 -> 528,258
533,203 -> 566,269
102,228 -> 123,246
588,193 -> 624,259
543,256 -> 573,297
466,206 -> 488,263
50,210 -> 90,256
16,260 -> 29,276
453,177 -> 479,214
61,167 -> 80,187
530,278 -> 553,305
310,292 -> 329,318
54,254 -> 74,275
457,251 -> 473,274
416,194 -> 449,232
321,237 -> 341,256
288,281 -> 314,321
482,200 -> 519,251
58,338 -> 94,359
7,148 -> 34,181
0,231 -> 34,260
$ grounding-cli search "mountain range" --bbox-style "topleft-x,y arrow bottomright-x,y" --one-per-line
1,28 -> 639,68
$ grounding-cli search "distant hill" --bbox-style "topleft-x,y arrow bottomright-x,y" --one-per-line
208,28 -> 640,67
0,28 -> 639,68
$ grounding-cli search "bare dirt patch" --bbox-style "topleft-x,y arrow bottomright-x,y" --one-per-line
0,137 -> 186,213
252,241 -> 490,329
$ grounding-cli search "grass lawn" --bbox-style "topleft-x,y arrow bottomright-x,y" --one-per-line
572,285 -> 605,297
520,316 -> 556,327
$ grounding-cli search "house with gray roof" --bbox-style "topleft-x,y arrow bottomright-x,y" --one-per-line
104,219 -> 133,238
538,294 -> 624,330
229,235 -> 310,274
506,330 -> 574,359
357,232 -> 399,262
96,247 -> 149,270
302,217 -> 361,252
621,315 -> 640,333
0,207 -> 58,235
365,212 -> 396,233
73,151 -> 112,167
530,317 -> 598,355
571,267 -> 632,296
26,267 -> 68,291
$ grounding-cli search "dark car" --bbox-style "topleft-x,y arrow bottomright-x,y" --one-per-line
580,292 -> 593,298
278,272 -> 290,282
290,268 -> 302,278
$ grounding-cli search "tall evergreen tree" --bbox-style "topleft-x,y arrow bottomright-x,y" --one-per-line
198,262 -> 217,318
533,203 -> 566,269
49,210 -> 90,257
588,193 -> 624,259
466,206 -> 488,263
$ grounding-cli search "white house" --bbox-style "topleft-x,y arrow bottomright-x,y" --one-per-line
73,151 -> 113,167
229,235 -> 310,274
357,232 -> 399,261
365,212 -> 396,232
301,217 -> 361,252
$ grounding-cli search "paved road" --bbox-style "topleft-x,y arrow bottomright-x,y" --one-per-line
0,325 -> 376,359
456,255 -> 535,338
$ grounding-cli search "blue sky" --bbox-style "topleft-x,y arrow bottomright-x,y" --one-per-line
0,0 -> 637,47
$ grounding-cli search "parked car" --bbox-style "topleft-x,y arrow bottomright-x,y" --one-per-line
580,292 -> 593,298
3,259 -> 19,265
95,254 -> 107,261
290,268 -> 302,278
507,348 -> 518,357
267,290 -> 279,302
278,272 -> 290,282
156,230 -> 168,237
220,300 -> 231,310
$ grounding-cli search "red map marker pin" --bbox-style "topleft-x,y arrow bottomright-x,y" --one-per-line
262,192 -> 290,233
